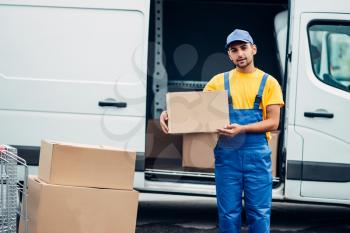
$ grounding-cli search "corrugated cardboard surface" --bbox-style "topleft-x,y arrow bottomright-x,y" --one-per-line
38,141 -> 54,184
166,91 -> 229,134
19,176 -> 139,233
268,131 -> 279,177
146,119 -> 182,159
38,140 -> 136,190
182,133 -> 218,169
183,131 -> 278,174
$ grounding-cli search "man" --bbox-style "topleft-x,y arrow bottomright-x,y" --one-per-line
160,29 -> 284,233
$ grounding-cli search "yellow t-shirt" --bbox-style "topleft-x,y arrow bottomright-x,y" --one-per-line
204,68 -> 284,140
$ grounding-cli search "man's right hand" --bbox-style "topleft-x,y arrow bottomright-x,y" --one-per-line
160,111 -> 169,134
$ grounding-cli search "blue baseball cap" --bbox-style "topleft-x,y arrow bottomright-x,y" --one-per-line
225,29 -> 254,49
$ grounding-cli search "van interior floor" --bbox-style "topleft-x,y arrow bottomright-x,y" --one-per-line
145,158 -> 280,187
145,158 -> 214,173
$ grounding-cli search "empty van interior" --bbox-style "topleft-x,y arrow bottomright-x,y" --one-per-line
145,0 -> 288,181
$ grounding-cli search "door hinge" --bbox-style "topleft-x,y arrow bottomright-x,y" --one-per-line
287,51 -> 292,61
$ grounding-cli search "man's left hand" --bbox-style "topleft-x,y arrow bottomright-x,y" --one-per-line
217,124 -> 245,138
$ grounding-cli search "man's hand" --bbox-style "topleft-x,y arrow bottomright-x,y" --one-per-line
218,105 -> 281,136
160,111 -> 169,134
217,123 -> 245,138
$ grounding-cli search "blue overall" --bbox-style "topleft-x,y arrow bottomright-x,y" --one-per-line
214,72 -> 272,233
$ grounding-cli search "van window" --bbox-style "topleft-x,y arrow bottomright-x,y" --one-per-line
308,22 -> 350,92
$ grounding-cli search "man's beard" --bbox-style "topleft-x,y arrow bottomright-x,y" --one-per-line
235,58 -> 252,68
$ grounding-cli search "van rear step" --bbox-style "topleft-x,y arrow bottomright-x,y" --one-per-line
145,169 -> 280,186
145,169 -> 215,185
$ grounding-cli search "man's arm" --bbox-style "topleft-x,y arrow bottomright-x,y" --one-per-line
217,104 -> 281,137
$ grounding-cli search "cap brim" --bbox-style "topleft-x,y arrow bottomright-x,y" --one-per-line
225,39 -> 252,49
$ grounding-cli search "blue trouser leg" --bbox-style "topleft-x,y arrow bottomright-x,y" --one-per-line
243,144 -> 272,233
215,147 -> 242,233
215,144 -> 272,233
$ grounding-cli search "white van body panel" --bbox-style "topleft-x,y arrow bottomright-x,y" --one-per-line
0,110 -> 146,151
285,0 -> 350,204
284,128 -> 303,200
0,0 -> 150,153
296,12 -> 350,201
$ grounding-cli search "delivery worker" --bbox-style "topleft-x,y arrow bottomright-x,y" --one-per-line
160,29 -> 284,233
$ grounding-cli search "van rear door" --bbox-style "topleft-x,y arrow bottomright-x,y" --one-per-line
286,0 -> 350,203
0,1 -> 150,159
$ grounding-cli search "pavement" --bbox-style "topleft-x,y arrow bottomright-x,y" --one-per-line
136,193 -> 350,233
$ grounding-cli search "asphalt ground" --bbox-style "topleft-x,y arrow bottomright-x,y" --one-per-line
136,193 -> 350,233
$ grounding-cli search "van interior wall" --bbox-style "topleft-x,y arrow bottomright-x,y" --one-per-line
147,0 -> 287,117
145,0 -> 288,172
152,0 -> 287,83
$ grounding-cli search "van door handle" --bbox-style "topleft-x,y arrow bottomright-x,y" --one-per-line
304,112 -> 334,118
98,99 -> 127,108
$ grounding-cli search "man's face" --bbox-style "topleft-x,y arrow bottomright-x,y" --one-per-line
227,41 -> 257,68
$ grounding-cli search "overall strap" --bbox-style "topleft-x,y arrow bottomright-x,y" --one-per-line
224,72 -> 233,109
253,73 -> 269,109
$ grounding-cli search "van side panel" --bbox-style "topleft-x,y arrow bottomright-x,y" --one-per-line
0,1 -> 150,153
285,0 -> 350,205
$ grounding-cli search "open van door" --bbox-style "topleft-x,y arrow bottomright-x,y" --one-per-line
0,0 -> 150,178
287,0 -> 350,203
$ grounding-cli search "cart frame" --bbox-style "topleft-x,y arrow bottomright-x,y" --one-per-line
0,145 -> 28,233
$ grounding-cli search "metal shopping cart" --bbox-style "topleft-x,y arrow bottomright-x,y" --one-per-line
0,145 -> 28,233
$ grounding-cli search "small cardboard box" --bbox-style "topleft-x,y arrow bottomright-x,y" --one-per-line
145,119 -> 182,159
182,133 -> 218,169
38,140 -> 135,190
19,176 -> 139,233
268,131 -> 280,177
166,91 -> 229,134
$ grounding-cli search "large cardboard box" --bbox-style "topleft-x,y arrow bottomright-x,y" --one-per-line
19,176 -> 138,233
166,91 -> 229,134
39,140 -> 135,190
268,131 -> 280,177
146,119 -> 182,159
182,133 -> 218,169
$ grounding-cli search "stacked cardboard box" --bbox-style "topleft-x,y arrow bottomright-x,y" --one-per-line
268,131 -> 280,177
145,119 -> 182,160
166,91 -> 229,134
166,91 -> 278,176
20,140 -> 138,233
182,133 -> 218,170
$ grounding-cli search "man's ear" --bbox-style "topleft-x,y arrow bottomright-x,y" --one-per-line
252,44 -> 257,55
227,50 -> 233,61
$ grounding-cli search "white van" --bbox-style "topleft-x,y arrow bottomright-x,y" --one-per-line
0,0 -> 349,205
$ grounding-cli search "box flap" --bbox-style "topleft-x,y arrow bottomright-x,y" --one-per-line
44,140 -> 135,154
38,140 -> 54,183
22,176 -> 44,233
